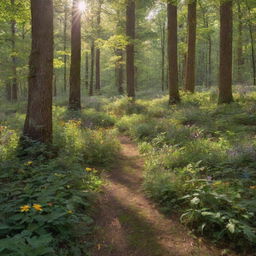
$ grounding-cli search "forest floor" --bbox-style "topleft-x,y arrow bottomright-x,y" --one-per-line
91,136 -> 229,256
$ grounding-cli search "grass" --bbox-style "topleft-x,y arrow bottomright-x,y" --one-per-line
0,86 -> 256,254
104,89 -> 256,253
0,103 -> 120,256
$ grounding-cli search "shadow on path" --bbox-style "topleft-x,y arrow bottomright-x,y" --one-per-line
92,136 -> 225,256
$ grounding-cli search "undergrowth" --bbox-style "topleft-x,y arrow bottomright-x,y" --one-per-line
108,90 -> 256,253
0,106 -> 119,256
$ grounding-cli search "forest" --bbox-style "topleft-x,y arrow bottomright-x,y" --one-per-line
0,0 -> 256,255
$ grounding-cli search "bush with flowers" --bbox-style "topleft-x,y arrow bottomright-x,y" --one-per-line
0,110 -> 120,255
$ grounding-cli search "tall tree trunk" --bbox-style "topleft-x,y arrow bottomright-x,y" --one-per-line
85,51 -> 89,88
184,0 -> 197,93
160,21 -> 166,92
63,2 -> 68,93
167,2 -> 180,104
116,49 -> 124,94
6,83 -> 12,101
53,71 -> 57,97
126,0 -> 135,98
89,41 -> 95,96
11,0 -> 18,101
218,0 -> 233,104
23,0 -> 53,143
95,0 -> 102,92
246,0 -> 256,85
248,23 -> 256,86
236,0 -> 243,84
69,0 -> 81,110
204,41 -> 208,87
208,36 -> 212,87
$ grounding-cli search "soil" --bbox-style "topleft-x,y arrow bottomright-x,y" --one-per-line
91,136 -> 233,256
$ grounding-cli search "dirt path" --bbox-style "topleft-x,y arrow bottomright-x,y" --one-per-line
92,136 -> 227,256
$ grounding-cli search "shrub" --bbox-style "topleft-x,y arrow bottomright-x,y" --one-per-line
0,156 -> 101,256
81,109 -> 116,128
54,120 -> 120,166
106,97 -> 147,116
0,126 -> 19,161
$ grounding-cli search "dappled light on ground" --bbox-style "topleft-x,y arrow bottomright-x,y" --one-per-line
92,136 -> 227,256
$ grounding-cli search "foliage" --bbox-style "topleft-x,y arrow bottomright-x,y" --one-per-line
0,106 -> 120,256
109,90 -> 256,252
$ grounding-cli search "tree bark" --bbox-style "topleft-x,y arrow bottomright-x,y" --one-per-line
53,71 -> 57,97
248,22 -> 256,86
167,2 -> 180,104
23,0 -> 53,143
89,41 -> 95,96
11,0 -> 18,101
126,0 -> 135,99
218,0 -> 233,104
184,0 -> 197,93
236,0 -> 243,84
208,36 -> 212,87
244,1 -> 255,86
85,51 -> 89,88
6,83 -> 12,101
63,2 -> 68,93
69,0 -> 81,110
160,20 -> 166,91
95,0 -> 103,92
116,49 -> 124,94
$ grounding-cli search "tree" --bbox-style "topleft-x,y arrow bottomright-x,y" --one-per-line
89,41 -> 95,96
63,1 -> 68,93
245,0 -> 256,86
236,0 -> 243,84
95,0 -> 103,92
116,49 -> 124,94
23,0 -> 53,143
167,0 -> 180,104
69,0 -> 81,110
218,0 -> 233,104
85,51 -> 89,88
126,0 -> 136,98
10,0 -> 18,101
184,0 -> 197,93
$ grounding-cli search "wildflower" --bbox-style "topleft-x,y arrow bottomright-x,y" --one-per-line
212,181 -> 222,186
0,126 -> 7,132
33,204 -> 43,211
85,167 -> 92,172
250,185 -> 256,190
24,161 -> 33,166
20,205 -> 30,212
67,210 -> 73,214
207,176 -> 212,181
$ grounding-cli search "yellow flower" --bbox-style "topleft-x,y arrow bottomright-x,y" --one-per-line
20,205 -> 30,212
85,168 -> 92,172
24,161 -> 33,166
33,204 -> 43,211
250,185 -> 256,190
67,210 -> 73,214
212,181 -> 222,187
0,126 -> 7,132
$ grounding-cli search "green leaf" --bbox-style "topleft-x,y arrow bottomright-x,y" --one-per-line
226,222 -> 235,234
190,197 -> 200,205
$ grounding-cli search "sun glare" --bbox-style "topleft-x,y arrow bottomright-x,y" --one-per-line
78,1 -> 86,12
